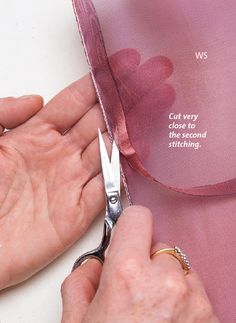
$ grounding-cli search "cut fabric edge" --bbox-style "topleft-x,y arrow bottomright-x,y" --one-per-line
72,0 -> 133,205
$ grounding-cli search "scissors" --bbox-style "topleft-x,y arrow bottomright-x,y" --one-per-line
72,129 -> 123,271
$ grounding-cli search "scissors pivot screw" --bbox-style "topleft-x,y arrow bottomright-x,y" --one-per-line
109,195 -> 118,204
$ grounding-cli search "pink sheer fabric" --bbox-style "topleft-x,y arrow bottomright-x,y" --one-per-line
72,1 -> 236,321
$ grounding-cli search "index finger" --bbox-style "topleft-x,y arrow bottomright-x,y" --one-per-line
37,74 -> 97,134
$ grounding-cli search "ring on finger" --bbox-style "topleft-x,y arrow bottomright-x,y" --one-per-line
151,246 -> 191,274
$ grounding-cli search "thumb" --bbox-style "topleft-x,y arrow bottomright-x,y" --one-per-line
61,259 -> 102,323
0,95 -> 44,132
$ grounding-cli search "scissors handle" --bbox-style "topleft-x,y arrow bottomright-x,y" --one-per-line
72,218 -> 112,271
72,191 -> 122,272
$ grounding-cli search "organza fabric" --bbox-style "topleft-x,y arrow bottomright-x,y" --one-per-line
72,1 -> 236,321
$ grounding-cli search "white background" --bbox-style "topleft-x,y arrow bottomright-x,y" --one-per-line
0,0 -> 105,322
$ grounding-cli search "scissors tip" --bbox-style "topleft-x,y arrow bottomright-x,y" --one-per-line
112,140 -> 118,151
98,128 -> 105,151
98,128 -> 102,138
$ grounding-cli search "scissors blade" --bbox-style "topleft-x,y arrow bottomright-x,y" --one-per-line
98,129 -> 119,194
111,141 -> 120,195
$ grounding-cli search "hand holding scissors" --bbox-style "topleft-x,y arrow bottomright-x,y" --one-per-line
62,204 -> 218,323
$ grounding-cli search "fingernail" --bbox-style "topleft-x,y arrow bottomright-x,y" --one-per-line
18,95 -> 38,100
80,259 -> 91,266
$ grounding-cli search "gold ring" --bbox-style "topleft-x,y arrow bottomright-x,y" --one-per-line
151,246 -> 191,274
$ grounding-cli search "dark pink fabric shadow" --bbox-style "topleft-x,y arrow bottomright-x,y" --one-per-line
73,1 -> 236,321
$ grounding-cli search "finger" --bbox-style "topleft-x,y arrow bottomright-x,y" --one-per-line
135,56 -> 173,92
119,56 -> 174,112
0,95 -> 44,131
81,131 -> 111,183
151,243 -> 188,276
61,259 -> 102,323
109,48 -> 141,79
68,103 -> 106,153
38,49 -> 140,134
107,206 -> 153,261
127,83 -> 176,120
38,74 -> 97,134
67,49 -> 140,149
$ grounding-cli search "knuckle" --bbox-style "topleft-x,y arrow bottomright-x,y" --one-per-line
68,82 -> 88,107
161,273 -> 188,299
0,97 -> 14,106
113,257 -> 142,283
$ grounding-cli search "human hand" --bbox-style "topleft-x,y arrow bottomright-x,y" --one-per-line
61,206 -> 219,323
0,48 -> 175,290
0,70 -> 116,290
0,72 -> 119,289
0,49 -> 133,289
